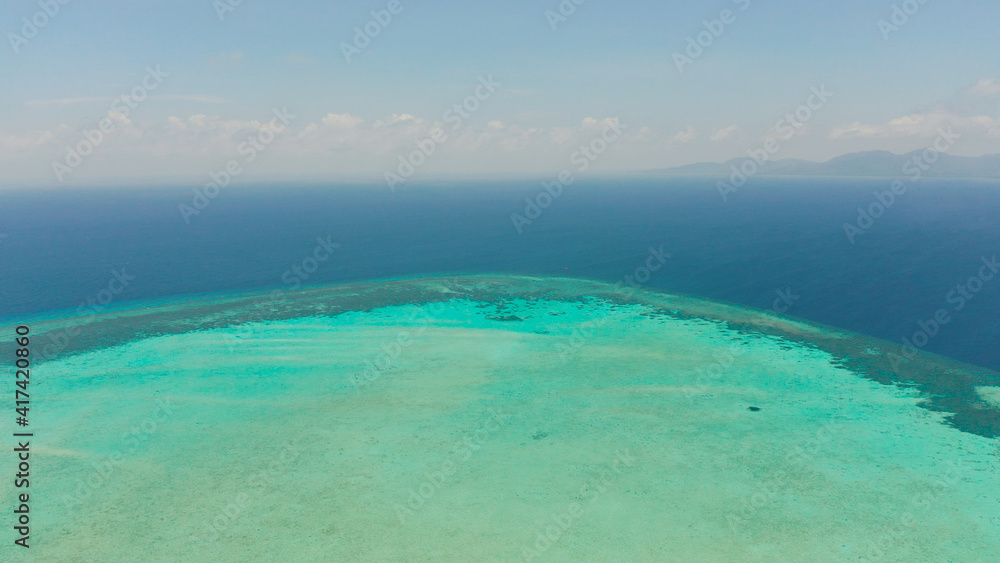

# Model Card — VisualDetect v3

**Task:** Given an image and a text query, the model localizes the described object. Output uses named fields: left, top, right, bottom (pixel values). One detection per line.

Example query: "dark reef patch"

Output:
left=4, top=273, right=997, bottom=438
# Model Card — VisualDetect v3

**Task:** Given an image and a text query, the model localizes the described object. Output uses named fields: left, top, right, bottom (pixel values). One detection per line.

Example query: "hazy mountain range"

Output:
left=650, top=150, right=1000, bottom=179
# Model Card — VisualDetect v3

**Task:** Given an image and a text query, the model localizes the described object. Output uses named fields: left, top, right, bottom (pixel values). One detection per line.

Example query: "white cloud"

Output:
left=832, top=78, right=1000, bottom=140
left=319, top=113, right=364, bottom=128
left=385, top=113, right=422, bottom=125
left=829, top=121, right=890, bottom=139
left=964, top=77, right=1000, bottom=97
left=671, top=126, right=696, bottom=144
left=581, top=116, right=623, bottom=130
left=710, top=124, right=740, bottom=141
left=208, top=51, right=245, bottom=68
left=1, top=128, right=62, bottom=151
left=0, top=109, right=651, bottom=180
left=830, top=110, right=1000, bottom=139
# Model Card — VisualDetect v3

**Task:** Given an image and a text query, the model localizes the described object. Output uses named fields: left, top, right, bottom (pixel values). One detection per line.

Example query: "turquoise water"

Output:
left=2, top=275, right=998, bottom=561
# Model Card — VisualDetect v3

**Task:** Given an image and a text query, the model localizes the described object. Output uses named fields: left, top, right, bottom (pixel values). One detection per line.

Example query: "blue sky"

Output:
left=1, top=0, right=998, bottom=185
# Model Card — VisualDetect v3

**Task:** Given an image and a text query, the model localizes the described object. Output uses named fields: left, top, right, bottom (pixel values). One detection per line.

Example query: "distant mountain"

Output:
left=650, top=150, right=1000, bottom=179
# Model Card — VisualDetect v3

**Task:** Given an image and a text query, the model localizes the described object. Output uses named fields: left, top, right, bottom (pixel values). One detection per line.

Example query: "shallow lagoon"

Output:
left=2, top=275, right=998, bottom=561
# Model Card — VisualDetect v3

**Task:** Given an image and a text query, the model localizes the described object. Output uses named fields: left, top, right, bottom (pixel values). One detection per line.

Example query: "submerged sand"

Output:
left=1, top=275, right=998, bottom=561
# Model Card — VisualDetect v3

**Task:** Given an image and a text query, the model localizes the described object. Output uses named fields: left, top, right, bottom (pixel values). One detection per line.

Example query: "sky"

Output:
left=1, top=0, right=998, bottom=186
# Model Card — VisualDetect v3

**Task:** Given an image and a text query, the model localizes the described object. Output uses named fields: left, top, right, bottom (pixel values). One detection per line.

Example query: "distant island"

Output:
left=649, top=150, right=1000, bottom=179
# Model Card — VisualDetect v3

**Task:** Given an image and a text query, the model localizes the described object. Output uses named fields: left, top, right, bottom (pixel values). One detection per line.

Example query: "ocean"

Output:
left=3, top=176, right=1000, bottom=561
left=1, top=176, right=998, bottom=371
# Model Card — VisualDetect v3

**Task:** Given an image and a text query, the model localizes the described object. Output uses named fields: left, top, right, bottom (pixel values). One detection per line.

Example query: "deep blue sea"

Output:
left=1, top=176, right=998, bottom=371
